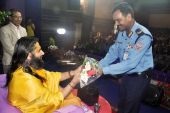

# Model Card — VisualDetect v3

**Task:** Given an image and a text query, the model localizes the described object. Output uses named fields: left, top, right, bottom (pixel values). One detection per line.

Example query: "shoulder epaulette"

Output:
left=135, top=28, right=144, bottom=37
left=135, top=28, right=153, bottom=48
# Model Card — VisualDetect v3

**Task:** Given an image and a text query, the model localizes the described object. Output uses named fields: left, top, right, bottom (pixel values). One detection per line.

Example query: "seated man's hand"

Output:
left=71, top=66, right=82, bottom=85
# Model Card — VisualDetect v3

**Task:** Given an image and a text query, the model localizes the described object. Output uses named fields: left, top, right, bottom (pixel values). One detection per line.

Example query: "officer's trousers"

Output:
left=117, top=74, right=151, bottom=113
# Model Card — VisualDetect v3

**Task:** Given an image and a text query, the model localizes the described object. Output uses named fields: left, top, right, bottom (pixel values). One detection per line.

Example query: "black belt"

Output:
left=127, top=68, right=153, bottom=78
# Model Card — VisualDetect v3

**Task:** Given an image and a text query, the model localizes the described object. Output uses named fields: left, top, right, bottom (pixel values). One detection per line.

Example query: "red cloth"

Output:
left=89, top=96, right=112, bottom=113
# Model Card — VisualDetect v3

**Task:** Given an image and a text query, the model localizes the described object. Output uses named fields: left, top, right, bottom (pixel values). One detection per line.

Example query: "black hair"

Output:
left=9, top=8, right=21, bottom=16
left=5, top=37, right=44, bottom=87
left=112, top=2, right=134, bottom=18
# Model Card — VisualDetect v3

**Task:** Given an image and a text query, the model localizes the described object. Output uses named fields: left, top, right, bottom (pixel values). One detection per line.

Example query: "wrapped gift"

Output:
left=80, top=57, right=100, bottom=88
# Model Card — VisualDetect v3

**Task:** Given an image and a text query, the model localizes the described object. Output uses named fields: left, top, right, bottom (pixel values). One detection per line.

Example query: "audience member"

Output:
left=0, top=9, right=27, bottom=73
left=26, top=18, right=35, bottom=36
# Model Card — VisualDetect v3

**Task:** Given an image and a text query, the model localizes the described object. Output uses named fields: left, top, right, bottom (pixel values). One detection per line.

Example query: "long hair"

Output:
left=5, top=37, right=44, bottom=87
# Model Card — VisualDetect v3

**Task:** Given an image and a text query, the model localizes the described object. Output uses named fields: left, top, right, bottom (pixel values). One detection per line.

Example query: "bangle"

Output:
left=68, top=83, right=74, bottom=88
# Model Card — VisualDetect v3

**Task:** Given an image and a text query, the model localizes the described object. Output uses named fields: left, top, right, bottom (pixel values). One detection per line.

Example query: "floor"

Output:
left=94, top=76, right=170, bottom=113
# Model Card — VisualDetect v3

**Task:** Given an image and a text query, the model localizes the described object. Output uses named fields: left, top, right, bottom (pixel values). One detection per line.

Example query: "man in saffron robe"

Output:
left=6, top=37, right=82, bottom=113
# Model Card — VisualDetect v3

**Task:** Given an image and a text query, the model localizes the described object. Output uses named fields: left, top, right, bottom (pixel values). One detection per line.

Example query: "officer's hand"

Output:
left=95, top=68, right=103, bottom=76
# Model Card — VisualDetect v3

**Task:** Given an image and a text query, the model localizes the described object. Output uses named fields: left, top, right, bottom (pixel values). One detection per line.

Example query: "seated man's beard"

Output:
left=30, top=55, right=44, bottom=70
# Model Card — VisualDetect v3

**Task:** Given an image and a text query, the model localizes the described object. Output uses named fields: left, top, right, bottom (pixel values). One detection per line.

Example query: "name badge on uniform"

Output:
left=123, top=51, right=128, bottom=60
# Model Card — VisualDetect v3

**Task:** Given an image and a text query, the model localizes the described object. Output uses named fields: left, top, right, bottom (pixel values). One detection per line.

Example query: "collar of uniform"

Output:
left=122, top=21, right=138, bottom=38
left=131, top=21, right=139, bottom=34
left=9, top=22, right=21, bottom=29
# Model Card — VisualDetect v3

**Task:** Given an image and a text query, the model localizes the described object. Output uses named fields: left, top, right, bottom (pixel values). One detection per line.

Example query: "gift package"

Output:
left=80, top=57, right=101, bottom=88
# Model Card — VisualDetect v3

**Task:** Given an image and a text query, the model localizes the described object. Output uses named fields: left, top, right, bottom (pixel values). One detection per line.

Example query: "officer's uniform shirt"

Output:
left=99, top=22, right=154, bottom=75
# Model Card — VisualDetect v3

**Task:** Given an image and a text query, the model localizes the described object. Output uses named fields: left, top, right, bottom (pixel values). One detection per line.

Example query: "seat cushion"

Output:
left=0, top=74, right=22, bottom=113
left=53, top=105, right=84, bottom=113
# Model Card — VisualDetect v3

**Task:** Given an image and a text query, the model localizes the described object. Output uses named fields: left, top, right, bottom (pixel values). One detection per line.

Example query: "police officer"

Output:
left=96, top=2, right=154, bottom=113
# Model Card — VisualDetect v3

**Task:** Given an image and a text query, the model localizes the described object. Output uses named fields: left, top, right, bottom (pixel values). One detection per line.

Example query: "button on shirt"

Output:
left=10, top=22, right=22, bottom=39
left=99, top=22, right=154, bottom=75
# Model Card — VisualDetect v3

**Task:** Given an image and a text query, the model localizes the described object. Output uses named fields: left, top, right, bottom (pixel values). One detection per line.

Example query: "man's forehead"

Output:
left=34, top=42, right=41, bottom=50
left=13, top=11, right=21, bottom=16
left=113, top=10, right=122, bottom=19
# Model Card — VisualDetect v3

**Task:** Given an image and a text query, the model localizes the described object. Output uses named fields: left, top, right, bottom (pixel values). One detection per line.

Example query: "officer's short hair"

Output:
left=112, top=2, right=134, bottom=18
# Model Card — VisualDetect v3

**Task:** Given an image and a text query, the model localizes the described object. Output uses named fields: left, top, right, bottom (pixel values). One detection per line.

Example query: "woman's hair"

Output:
left=5, top=37, right=44, bottom=87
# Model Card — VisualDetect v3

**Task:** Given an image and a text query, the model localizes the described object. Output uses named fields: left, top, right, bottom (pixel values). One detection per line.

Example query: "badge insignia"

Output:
left=135, top=42, right=143, bottom=51
left=123, top=51, right=128, bottom=60
left=127, top=44, right=132, bottom=49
